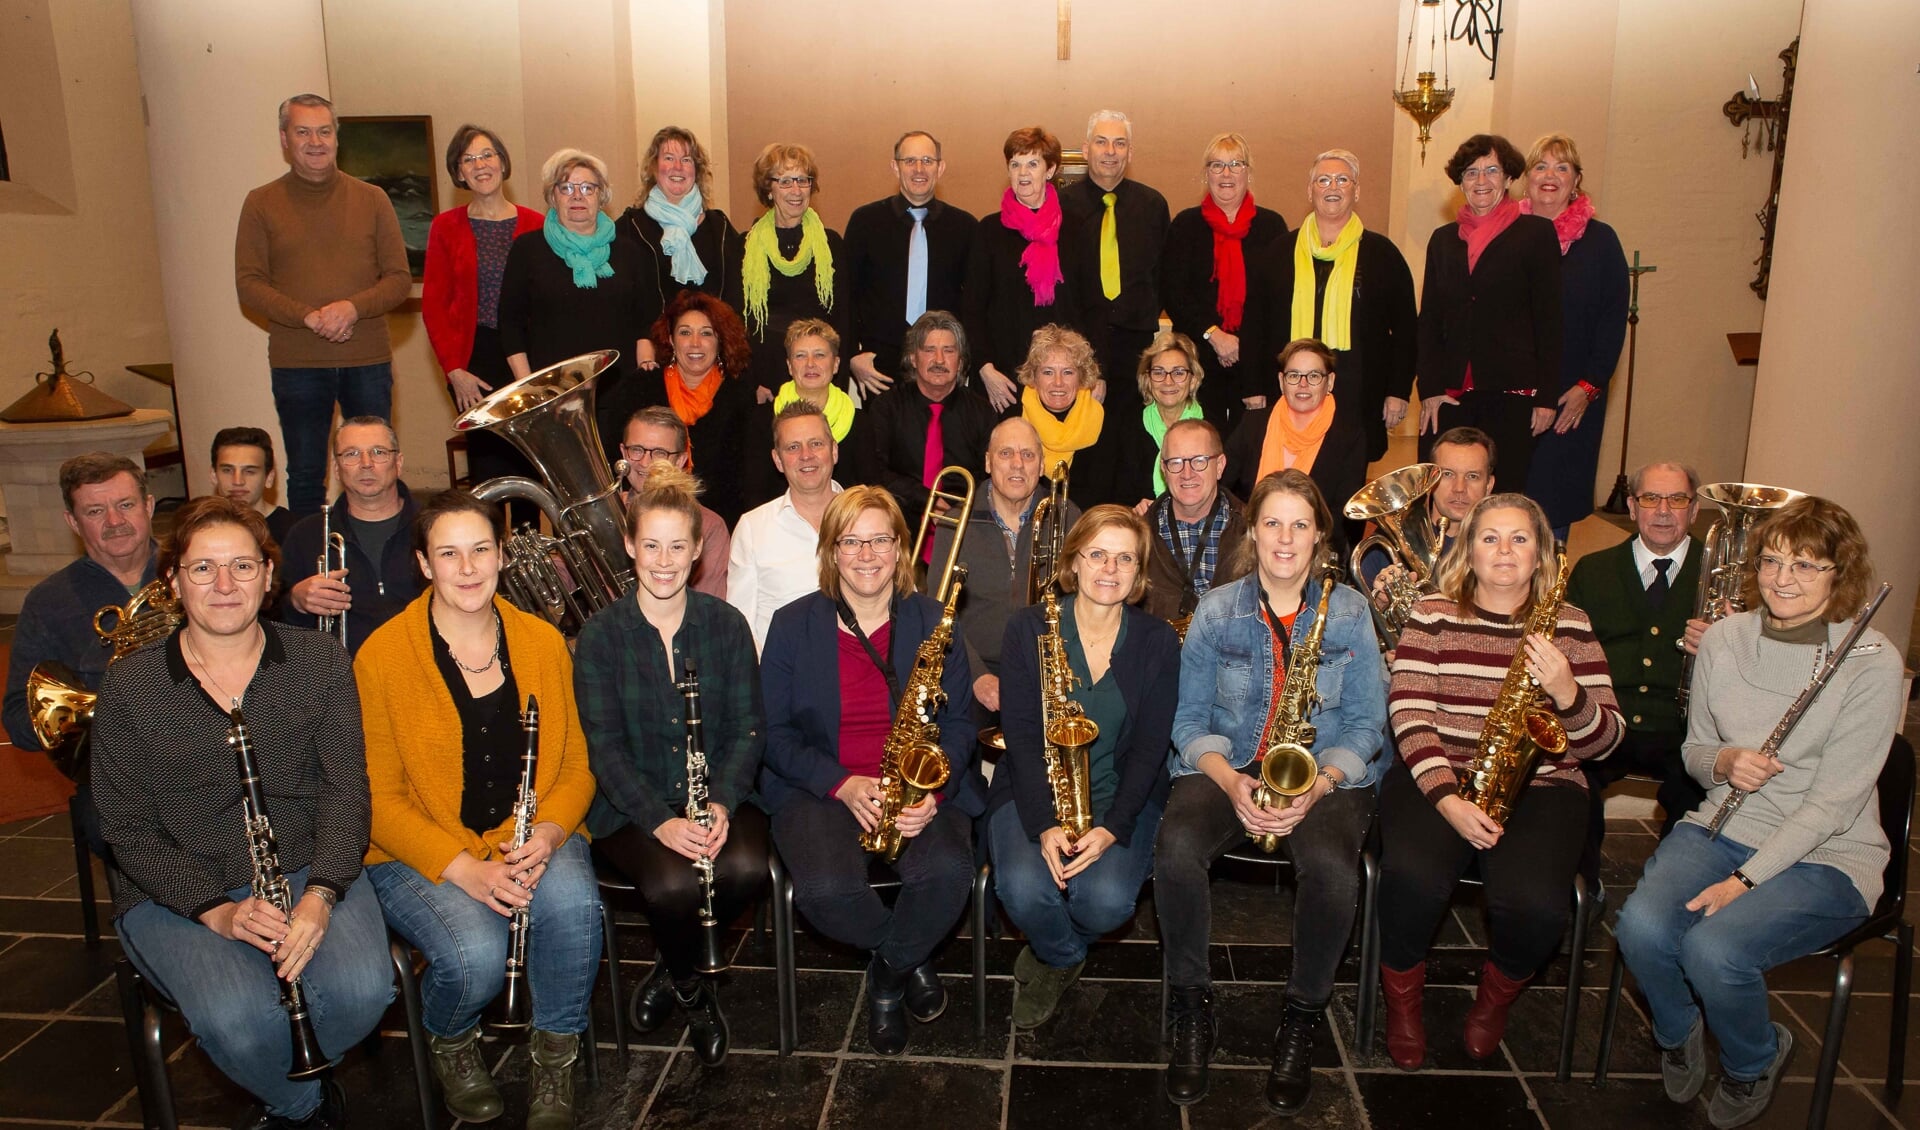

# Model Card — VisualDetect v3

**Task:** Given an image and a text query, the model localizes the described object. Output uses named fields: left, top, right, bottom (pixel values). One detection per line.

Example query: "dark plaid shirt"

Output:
left=573, top=591, right=765, bottom=838
left=1154, top=494, right=1231, bottom=597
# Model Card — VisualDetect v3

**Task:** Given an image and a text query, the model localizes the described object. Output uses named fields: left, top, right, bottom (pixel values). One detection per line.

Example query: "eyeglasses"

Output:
left=555, top=181, right=601, bottom=197
left=1312, top=173, right=1355, bottom=189
left=182, top=558, right=264, bottom=585
left=894, top=155, right=939, bottom=169
left=771, top=175, right=814, bottom=189
left=1633, top=492, right=1695, bottom=510
left=1756, top=554, right=1837, bottom=582
left=835, top=534, right=898, bottom=556
left=1079, top=548, right=1140, bottom=571
left=1161, top=454, right=1218, bottom=474
left=1281, top=369, right=1329, bottom=386
left=335, top=446, right=397, bottom=465
left=459, top=149, right=499, bottom=167
left=1148, top=366, right=1192, bottom=382
left=622, top=444, right=684, bottom=465
left=1206, top=160, right=1249, bottom=174
left=1459, top=165, right=1506, bottom=182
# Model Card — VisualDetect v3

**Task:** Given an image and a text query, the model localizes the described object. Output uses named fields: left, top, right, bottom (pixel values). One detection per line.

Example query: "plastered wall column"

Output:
left=1744, top=0, right=1920, bottom=655
left=131, top=0, right=331, bottom=496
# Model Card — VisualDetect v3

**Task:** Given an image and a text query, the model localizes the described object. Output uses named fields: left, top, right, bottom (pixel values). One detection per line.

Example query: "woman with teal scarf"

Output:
left=498, top=148, right=662, bottom=458
left=739, top=143, right=851, bottom=400
left=617, top=126, right=744, bottom=315
left=1099, top=330, right=1209, bottom=512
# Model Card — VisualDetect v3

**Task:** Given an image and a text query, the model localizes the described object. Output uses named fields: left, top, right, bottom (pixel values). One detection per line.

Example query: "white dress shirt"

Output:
left=727, top=483, right=842, bottom=651
left=1631, top=535, right=1691, bottom=590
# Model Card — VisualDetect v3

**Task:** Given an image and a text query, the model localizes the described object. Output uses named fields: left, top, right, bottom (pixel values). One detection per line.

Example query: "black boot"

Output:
left=676, top=977, right=730, bottom=1067
left=903, top=960, right=948, bottom=1023
left=629, top=962, right=677, bottom=1033
left=1165, top=985, right=1217, bottom=1106
left=1265, top=1001, right=1321, bottom=1116
left=867, top=953, right=911, bottom=1057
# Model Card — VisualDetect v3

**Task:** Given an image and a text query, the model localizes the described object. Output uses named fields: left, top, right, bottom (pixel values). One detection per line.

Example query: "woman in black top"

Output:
left=628, top=292, right=760, bottom=526
left=616, top=126, right=745, bottom=316
left=740, top=143, right=852, bottom=398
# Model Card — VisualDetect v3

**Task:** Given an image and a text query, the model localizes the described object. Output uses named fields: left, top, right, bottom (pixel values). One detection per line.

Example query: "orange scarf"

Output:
left=664, top=364, right=722, bottom=425
left=1257, top=398, right=1336, bottom=480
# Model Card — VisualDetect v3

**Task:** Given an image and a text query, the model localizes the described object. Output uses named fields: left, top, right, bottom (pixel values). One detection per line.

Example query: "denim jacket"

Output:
left=1170, top=571, right=1388, bottom=788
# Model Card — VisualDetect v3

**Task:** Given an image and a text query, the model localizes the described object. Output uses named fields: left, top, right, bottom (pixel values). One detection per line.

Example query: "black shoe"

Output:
left=867, top=954, right=910, bottom=1056
left=1165, top=985, right=1217, bottom=1106
left=629, top=962, right=677, bottom=1033
left=676, top=978, right=730, bottom=1067
left=235, top=1080, right=346, bottom=1130
left=1265, top=1002, right=1320, bottom=1116
left=904, top=960, right=948, bottom=1023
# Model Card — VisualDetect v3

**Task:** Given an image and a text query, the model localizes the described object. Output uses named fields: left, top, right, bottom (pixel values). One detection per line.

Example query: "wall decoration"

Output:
left=337, top=115, right=438, bottom=279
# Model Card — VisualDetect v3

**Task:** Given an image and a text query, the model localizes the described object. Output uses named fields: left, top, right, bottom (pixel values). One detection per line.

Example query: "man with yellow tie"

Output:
left=1061, top=110, right=1171, bottom=421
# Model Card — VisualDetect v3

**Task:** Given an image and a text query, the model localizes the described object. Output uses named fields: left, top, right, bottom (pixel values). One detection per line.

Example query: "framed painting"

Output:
left=337, top=115, right=438, bottom=279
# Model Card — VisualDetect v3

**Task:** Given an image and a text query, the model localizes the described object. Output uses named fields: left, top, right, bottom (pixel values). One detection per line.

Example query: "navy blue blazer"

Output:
left=758, top=590, right=987, bottom=816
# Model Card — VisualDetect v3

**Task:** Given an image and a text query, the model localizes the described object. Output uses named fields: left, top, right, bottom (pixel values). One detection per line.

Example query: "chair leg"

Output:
left=117, top=960, right=176, bottom=1130
left=972, top=864, right=990, bottom=1039
left=1888, top=921, right=1912, bottom=1102
left=388, top=941, right=438, bottom=1130
left=71, top=796, right=100, bottom=947
left=1592, top=943, right=1627, bottom=1085
left=1559, top=877, right=1591, bottom=1082
left=600, top=899, right=628, bottom=1061
left=1809, top=954, right=1855, bottom=1130
left=584, top=1012, right=600, bottom=1085
left=1356, top=851, right=1380, bottom=1052
left=771, top=853, right=797, bottom=1056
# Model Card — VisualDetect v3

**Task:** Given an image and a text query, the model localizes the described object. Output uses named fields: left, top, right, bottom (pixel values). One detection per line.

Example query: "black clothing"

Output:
left=1416, top=214, right=1563, bottom=404
left=865, top=382, right=996, bottom=519
left=3, top=546, right=156, bottom=754
left=742, top=223, right=852, bottom=396
left=844, top=195, right=977, bottom=379
left=594, top=805, right=772, bottom=979
left=425, top=611, right=522, bottom=836
left=1420, top=392, right=1547, bottom=498
left=962, top=214, right=1088, bottom=397
left=615, top=205, right=746, bottom=314
left=1160, top=203, right=1290, bottom=431
left=1221, top=399, right=1369, bottom=555
left=278, top=484, right=427, bottom=655
left=630, top=371, right=760, bottom=526
left=264, top=506, right=296, bottom=549
left=1060, top=178, right=1171, bottom=416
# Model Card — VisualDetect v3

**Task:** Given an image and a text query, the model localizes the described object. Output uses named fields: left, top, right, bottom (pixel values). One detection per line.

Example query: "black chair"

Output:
left=1592, top=734, right=1914, bottom=1129
left=70, top=794, right=102, bottom=946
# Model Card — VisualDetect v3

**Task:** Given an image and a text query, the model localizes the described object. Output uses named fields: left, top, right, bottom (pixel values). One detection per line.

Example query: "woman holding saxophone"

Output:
left=759, top=485, right=986, bottom=1057
left=356, top=490, right=600, bottom=1128
left=1378, top=492, right=1620, bottom=1071
left=990, top=505, right=1179, bottom=1031
left=1159, top=470, right=1386, bottom=1113
left=1615, top=497, right=1898, bottom=1129
left=575, top=463, right=767, bottom=1068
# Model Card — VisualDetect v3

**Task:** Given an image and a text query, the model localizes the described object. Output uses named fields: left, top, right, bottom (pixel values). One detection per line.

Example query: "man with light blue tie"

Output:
left=844, top=131, right=977, bottom=400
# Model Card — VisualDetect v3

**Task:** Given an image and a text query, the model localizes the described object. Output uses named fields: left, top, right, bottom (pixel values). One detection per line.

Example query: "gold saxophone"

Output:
left=1037, top=587, right=1099, bottom=842
left=1248, top=565, right=1338, bottom=852
left=1459, top=554, right=1572, bottom=825
left=861, top=566, right=966, bottom=863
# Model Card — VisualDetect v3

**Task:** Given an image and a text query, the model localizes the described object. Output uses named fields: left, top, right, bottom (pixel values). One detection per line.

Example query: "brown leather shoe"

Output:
left=1380, top=962, right=1427, bottom=1070
left=1462, top=961, right=1532, bottom=1060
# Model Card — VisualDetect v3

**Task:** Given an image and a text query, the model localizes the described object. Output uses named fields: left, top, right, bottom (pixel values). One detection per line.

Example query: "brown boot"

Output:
left=1380, top=962, right=1427, bottom=1070
left=526, top=1030, right=579, bottom=1130
left=1462, top=961, right=1532, bottom=1060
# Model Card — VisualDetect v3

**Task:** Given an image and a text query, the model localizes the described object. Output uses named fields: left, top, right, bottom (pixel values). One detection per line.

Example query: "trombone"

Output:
left=1026, top=460, right=1071, bottom=605
left=910, top=466, right=977, bottom=604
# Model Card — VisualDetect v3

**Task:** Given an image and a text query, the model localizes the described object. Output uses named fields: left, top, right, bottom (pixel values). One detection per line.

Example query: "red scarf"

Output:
left=1457, top=197, right=1520, bottom=272
left=1201, top=192, right=1256, bottom=331
left=999, top=183, right=1064, bottom=306
left=1519, top=194, right=1595, bottom=255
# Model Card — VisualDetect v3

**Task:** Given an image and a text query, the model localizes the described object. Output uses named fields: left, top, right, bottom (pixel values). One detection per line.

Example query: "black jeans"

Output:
left=595, top=804, right=772, bottom=980
left=1154, top=773, right=1375, bottom=1006
left=1420, top=391, right=1541, bottom=499
left=1377, top=759, right=1587, bottom=979
left=1579, top=728, right=1705, bottom=884
left=770, top=793, right=974, bottom=969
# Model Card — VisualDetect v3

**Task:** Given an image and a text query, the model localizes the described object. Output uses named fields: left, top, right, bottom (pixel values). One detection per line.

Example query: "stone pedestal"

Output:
left=0, top=409, right=171, bottom=613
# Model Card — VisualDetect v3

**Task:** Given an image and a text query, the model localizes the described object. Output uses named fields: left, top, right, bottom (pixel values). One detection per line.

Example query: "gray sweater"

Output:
left=1681, top=611, right=1901, bottom=907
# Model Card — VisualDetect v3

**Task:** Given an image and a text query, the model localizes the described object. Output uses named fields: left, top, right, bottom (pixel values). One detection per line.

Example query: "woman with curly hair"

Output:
left=617, top=125, right=744, bottom=313
left=740, top=143, right=851, bottom=398
left=629, top=291, right=759, bottom=525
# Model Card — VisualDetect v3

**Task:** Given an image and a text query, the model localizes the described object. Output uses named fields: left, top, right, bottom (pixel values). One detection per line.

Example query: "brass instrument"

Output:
left=457, top=350, right=636, bottom=633
left=94, top=579, right=185, bottom=663
left=1677, top=482, right=1805, bottom=711
left=1026, top=460, right=1071, bottom=605
left=910, top=466, right=977, bottom=603
left=1459, top=554, right=1572, bottom=825
left=1707, top=583, right=1890, bottom=838
left=496, top=696, right=538, bottom=1032
left=28, top=579, right=182, bottom=775
left=231, top=708, right=329, bottom=1081
left=1345, top=464, right=1449, bottom=648
left=1248, top=565, right=1338, bottom=852
left=1036, top=586, right=1099, bottom=842
left=862, top=567, right=966, bottom=862
left=313, top=505, right=348, bottom=645
left=679, top=662, right=728, bottom=973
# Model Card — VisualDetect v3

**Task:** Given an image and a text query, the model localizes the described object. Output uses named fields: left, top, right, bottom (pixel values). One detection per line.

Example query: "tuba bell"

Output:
left=1345, top=464, right=1449, bottom=648
left=1676, top=482, right=1804, bottom=711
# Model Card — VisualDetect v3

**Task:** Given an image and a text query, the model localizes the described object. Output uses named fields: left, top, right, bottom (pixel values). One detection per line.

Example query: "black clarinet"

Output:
left=679, top=663, right=728, bottom=973
left=231, top=708, right=329, bottom=1081
left=496, top=696, right=539, bottom=1031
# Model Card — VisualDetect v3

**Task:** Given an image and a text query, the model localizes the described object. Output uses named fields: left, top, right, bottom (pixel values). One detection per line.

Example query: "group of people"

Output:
left=0, top=93, right=1899, bottom=1130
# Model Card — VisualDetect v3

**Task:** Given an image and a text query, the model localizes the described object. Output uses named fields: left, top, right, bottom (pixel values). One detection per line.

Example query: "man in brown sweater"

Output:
left=235, top=93, right=410, bottom=517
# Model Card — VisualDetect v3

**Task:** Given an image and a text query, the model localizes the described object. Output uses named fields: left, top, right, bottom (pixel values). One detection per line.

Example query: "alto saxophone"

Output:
left=495, top=696, right=538, bottom=1032
left=861, top=567, right=966, bottom=863
left=1248, top=565, right=1338, bottom=852
left=1459, top=555, right=1572, bottom=825
left=1037, top=587, right=1099, bottom=842
left=679, top=662, right=728, bottom=973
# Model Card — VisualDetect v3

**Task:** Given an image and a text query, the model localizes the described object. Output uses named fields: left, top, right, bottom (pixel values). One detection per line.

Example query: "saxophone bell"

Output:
left=862, top=565, right=966, bottom=863
left=1247, top=565, right=1338, bottom=852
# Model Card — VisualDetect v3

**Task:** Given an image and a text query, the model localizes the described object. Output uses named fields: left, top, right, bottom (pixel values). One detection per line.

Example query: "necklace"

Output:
left=183, top=628, right=262, bottom=709
left=448, top=611, right=503, bottom=674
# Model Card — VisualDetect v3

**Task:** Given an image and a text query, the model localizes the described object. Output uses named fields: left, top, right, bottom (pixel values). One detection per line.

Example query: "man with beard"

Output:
left=865, top=310, right=995, bottom=523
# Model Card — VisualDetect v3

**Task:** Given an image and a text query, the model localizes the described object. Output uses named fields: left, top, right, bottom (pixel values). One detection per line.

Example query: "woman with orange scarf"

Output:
left=634, top=291, right=757, bottom=524
left=1223, top=338, right=1367, bottom=552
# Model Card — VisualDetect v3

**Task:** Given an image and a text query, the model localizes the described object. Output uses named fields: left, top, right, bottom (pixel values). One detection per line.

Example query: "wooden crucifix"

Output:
left=1058, top=0, right=1071, bottom=60
left=1723, top=38, right=1797, bottom=298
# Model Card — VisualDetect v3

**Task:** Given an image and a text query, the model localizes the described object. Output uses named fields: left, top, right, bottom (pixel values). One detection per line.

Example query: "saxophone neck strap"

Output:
left=1154, top=492, right=1223, bottom=615
left=836, top=597, right=902, bottom=706
left=1257, top=584, right=1302, bottom=667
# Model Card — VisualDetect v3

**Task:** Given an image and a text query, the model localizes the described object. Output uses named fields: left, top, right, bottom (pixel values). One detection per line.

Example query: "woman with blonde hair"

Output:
left=617, top=125, right=744, bottom=312
left=740, top=143, right=851, bottom=398
left=1111, top=330, right=1207, bottom=509
left=1017, top=324, right=1110, bottom=507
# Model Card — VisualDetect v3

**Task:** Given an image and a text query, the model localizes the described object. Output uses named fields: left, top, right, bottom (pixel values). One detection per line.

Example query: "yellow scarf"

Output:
left=1291, top=213, right=1364, bottom=350
left=1257, top=397, right=1336, bottom=481
left=1022, top=387, right=1104, bottom=470
left=742, top=207, right=835, bottom=338
left=772, top=381, right=856, bottom=442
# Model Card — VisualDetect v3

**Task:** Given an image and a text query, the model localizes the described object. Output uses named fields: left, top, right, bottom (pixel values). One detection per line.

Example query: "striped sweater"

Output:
left=1390, top=595, right=1623, bottom=802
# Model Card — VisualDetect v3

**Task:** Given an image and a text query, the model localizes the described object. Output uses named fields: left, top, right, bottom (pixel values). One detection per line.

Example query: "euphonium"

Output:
left=1345, top=464, right=1449, bottom=648
left=862, top=567, right=966, bottom=862
left=1676, top=482, right=1804, bottom=711
left=1459, top=555, right=1572, bottom=825
left=1036, top=586, right=1098, bottom=842
left=1248, top=565, right=1338, bottom=852
left=679, top=662, right=728, bottom=973
left=495, top=696, right=538, bottom=1032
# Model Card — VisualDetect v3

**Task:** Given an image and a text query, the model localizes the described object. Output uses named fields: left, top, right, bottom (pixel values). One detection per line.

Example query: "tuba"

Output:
left=910, top=466, right=976, bottom=603
left=1248, top=565, right=1338, bottom=852
left=1459, top=554, right=1572, bottom=825
left=1345, top=464, right=1449, bottom=648
left=457, top=350, right=636, bottom=633
left=1036, top=586, right=1098, bottom=842
left=862, top=566, right=966, bottom=862
left=1676, top=482, right=1804, bottom=711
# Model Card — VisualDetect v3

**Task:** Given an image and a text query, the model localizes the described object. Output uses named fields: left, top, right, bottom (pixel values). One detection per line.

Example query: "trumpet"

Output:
left=1677, top=482, right=1804, bottom=711
left=314, top=504, right=349, bottom=646
left=1345, top=464, right=1449, bottom=649
left=910, top=466, right=977, bottom=603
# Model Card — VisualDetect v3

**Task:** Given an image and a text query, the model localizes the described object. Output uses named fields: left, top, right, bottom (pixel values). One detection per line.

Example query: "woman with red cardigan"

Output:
left=423, top=124, right=544, bottom=484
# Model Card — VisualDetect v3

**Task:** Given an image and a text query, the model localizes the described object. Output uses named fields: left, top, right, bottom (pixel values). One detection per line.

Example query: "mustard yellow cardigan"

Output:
left=356, top=593, right=595, bottom=879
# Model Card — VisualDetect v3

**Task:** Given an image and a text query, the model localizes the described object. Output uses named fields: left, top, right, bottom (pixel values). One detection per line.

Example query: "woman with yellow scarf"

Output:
left=1017, top=324, right=1111, bottom=509
left=1222, top=338, right=1368, bottom=554
left=739, top=143, right=851, bottom=400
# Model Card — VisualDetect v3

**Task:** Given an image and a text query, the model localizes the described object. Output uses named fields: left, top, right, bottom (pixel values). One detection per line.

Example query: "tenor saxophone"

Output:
left=679, top=662, right=729, bottom=973
left=1248, top=565, right=1338, bottom=852
left=861, top=567, right=967, bottom=863
left=1458, top=555, right=1572, bottom=826
left=1037, top=587, right=1099, bottom=842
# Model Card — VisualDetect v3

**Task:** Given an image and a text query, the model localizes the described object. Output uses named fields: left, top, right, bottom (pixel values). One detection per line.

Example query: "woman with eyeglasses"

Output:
left=758, top=486, right=986, bottom=1057
left=497, top=147, right=661, bottom=459
left=990, top=504, right=1177, bottom=1030
left=1161, top=133, right=1289, bottom=434
left=740, top=143, right=851, bottom=401
left=1223, top=338, right=1368, bottom=554
left=617, top=126, right=745, bottom=314
left=92, top=496, right=391, bottom=1130
left=1615, top=497, right=1898, bottom=1129
left=630, top=291, right=759, bottom=525
left=1108, top=331, right=1209, bottom=513
left=423, top=124, right=545, bottom=485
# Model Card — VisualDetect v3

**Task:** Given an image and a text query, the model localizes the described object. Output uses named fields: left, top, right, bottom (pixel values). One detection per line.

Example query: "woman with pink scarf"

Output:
left=964, top=126, right=1087, bottom=414
left=1518, top=134, right=1629, bottom=538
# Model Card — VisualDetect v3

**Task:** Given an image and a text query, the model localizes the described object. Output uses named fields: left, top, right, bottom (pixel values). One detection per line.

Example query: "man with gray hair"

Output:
left=865, top=310, right=995, bottom=521
left=1061, top=110, right=1170, bottom=416
left=236, top=92, right=411, bottom=518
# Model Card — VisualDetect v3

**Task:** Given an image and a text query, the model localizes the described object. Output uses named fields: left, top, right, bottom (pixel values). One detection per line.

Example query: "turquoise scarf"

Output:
left=1143, top=400, right=1205, bottom=495
left=543, top=210, right=616, bottom=289
left=643, top=186, right=708, bottom=286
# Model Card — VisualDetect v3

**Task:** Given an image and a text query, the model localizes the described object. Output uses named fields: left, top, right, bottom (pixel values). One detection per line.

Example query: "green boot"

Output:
left=427, top=1026, right=503, bottom=1123
left=1012, top=949, right=1084, bottom=1030
left=526, top=1030, right=579, bottom=1130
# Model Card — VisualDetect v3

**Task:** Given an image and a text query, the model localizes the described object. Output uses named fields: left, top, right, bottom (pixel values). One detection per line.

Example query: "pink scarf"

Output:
left=999, top=183, right=1064, bottom=306
left=1457, top=197, right=1520, bottom=272
left=1519, top=194, right=1595, bottom=255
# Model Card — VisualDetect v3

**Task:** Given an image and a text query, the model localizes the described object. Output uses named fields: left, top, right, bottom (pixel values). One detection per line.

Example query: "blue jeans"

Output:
left=988, top=798, right=1162, bottom=968
left=1616, top=823, right=1868, bottom=1080
left=270, top=363, right=393, bottom=515
left=367, top=833, right=602, bottom=1037
left=117, top=869, right=393, bottom=1121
